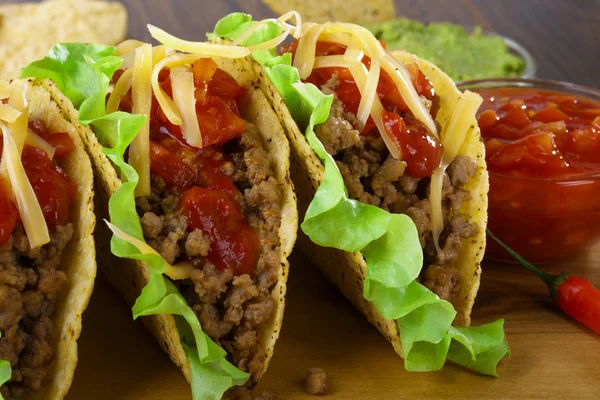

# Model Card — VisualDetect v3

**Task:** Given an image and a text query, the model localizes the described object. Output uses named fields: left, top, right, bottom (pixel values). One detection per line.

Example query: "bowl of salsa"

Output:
left=458, top=78, right=600, bottom=263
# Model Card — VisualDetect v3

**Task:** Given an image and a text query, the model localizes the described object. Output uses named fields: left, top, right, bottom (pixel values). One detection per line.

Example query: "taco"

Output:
left=211, top=12, right=510, bottom=375
left=21, top=31, right=297, bottom=399
left=0, top=79, right=96, bottom=399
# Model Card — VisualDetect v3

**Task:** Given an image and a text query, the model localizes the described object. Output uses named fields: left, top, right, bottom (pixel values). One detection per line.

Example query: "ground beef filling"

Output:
left=0, top=223, right=73, bottom=399
left=315, top=82, right=479, bottom=303
left=137, top=122, right=282, bottom=380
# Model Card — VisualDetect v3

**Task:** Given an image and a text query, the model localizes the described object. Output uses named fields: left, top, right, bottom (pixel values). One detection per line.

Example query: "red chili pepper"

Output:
left=488, top=229, right=600, bottom=335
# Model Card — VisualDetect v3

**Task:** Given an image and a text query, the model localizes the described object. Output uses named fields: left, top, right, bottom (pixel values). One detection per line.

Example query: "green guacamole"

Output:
left=365, top=18, right=526, bottom=82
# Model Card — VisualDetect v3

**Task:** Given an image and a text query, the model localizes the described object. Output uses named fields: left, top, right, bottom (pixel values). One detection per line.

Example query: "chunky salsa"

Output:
left=0, top=120, right=77, bottom=246
left=475, top=86, right=600, bottom=262
left=280, top=40, right=442, bottom=178
left=118, top=59, right=260, bottom=276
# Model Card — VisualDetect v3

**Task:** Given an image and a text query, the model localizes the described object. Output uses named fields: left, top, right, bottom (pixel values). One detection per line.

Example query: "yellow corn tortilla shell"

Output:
left=6, top=79, right=97, bottom=399
left=0, top=0, right=127, bottom=79
left=255, top=50, right=487, bottom=359
left=39, top=55, right=297, bottom=386
left=262, top=0, right=395, bottom=23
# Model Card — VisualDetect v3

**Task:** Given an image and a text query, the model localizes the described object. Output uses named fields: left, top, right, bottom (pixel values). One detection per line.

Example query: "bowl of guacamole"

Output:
left=365, top=18, right=535, bottom=83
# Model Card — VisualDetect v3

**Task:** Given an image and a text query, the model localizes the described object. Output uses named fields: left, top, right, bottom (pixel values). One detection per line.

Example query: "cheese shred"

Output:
left=430, top=91, right=483, bottom=251
left=107, top=68, right=133, bottom=114
left=105, top=220, right=192, bottom=280
left=0, top=85, right=50, bottom=248
left=171, top=66, right=202, bottom=148
left=130, top=43, right=153, bottom=197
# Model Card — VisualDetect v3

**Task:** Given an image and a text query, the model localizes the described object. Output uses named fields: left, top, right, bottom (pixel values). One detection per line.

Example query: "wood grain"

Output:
left=68, top=245, right=600, bottom=399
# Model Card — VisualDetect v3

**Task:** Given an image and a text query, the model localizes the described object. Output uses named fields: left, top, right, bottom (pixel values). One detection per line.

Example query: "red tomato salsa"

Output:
left=0, top=120, right=77, bottom=246
left=279, top=40, right=442, bottom=178
left=475, top=87, right=600, bottom=262
left=117, top=59, right=260, bottom=276
left=478, top=87, right=600, bottom=178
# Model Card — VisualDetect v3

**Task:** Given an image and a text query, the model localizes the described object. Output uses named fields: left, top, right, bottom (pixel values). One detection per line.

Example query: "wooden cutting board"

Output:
left=66, top=243, right=600, bottom=399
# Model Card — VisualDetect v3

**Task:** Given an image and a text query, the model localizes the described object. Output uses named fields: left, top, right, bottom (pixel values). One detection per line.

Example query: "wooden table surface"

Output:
left=28, top=0, right=596, bottom=398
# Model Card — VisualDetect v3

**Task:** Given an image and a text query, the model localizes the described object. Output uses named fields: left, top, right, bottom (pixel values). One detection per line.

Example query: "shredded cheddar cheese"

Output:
left=26, top=130, right=55, bottom=160
left=0, top=85, right=11, bottom=99
left=130, top=43, right=153, bottom=197
left=171, top=66, right=202, bottom=148
left=105, top=220, right=192, bottom=280
left=107, top=68, right=133, bottom=114
left=0, top=104, right=22, bottom=123
left=430, top=91, right=482, bottom=251
left=148, top=24, right=251, bottom=58
left=0, top=85, right=50, bottom=248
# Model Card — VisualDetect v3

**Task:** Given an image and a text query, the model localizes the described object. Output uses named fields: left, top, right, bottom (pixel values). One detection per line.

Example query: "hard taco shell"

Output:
left=253, top=51, right=487, bottom=358
left=6, top=79, right=96, bottom=399
left=36, top=55, right=297, bottom=386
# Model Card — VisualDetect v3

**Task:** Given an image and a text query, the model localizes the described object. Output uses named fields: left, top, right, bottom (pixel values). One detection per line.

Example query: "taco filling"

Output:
left=111, top=56, right=282, bottom=379
left=0, top=103, right=78, bottom=397
left=281, top=40, right=479, bottom=306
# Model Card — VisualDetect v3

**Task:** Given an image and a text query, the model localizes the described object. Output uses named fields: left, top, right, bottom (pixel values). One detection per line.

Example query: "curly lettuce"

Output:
left=21, top=43, right=249, bottom=400
left=212, top=13, right=509, bottom=376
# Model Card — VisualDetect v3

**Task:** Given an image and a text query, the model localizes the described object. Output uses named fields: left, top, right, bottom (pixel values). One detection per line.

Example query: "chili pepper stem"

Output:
left=486, top=229, right=569, bottom=299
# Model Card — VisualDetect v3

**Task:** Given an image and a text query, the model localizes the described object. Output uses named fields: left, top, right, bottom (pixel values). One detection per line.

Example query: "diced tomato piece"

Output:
left=382, top=112, right=442, bottom=178
left=28, top=119, right=49, bottom=137
left=207, top=69, right=244, bottom=100
left=488, top=132, right=570, bottom=175
left=532, top=105, right=570, bottom=123
left=524, top=121, right=567, bottom=136
left=0, top=179, right=17, bottom=245
left=477, top=109, right=499, bottom=131
left=405, top=62, right=434, bottom=100
left=149, top=140, right=196, bottom=189
left=501, top=107, right=531, bottom=129
left=278, top=40, right=299, bottom=58
left=43, top=132, right=76, bottom=158
left=484, top=138, right=506, bottom=155
left=27, top=168, right=77, bottom=228
left=378, top=71, right=409, bottom=114
left=192, top=58, right=218, bottom=86
left=196, top=96, right=246, bottom=147
left=564, top=127, right=600, bottom=163
left=21, top=145, right=53, bottom=171
left=179, top=187, right=259, bottom=276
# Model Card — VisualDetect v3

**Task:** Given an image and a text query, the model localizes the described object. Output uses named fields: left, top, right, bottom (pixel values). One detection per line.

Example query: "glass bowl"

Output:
left=458, top=78, right=600, bottom=263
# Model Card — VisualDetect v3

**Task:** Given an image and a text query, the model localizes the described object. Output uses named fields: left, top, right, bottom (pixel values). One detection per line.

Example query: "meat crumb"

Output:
left=305, top=368, right=328, bottom=395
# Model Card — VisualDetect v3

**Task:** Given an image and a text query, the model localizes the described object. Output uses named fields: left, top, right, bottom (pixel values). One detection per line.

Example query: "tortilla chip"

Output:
left=42, top=54, right=297, bottom=386
left=8, top=79, right=97, bottom=399
left=255, top=49, right=487, bottom=359
left=58, top=0, right=128, bottom=48
left=262, top=0, right=395, bottom=23
left=0, top=0, right=127, bottom=79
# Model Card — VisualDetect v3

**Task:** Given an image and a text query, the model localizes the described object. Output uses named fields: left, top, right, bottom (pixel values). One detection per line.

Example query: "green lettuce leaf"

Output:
left=21, top=43, right=249, bottom=400
left=211, top=14, right=509, bottom=376
left=0, top=331, right=11, bottom=400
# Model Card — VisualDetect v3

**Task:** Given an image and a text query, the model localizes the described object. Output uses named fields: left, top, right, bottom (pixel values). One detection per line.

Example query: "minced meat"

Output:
left=316, top=79, right=479, bottom=304
left=305, top=368, right=328, bottom=395
left=0, top=223, right=73, bottom=399
left=136, top=122, right=282, bottom=382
